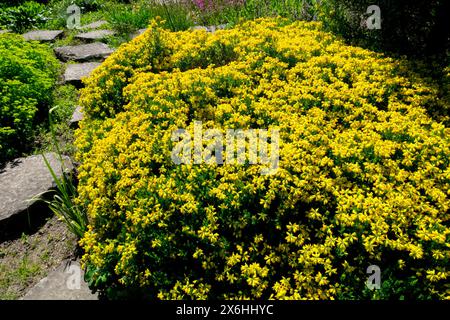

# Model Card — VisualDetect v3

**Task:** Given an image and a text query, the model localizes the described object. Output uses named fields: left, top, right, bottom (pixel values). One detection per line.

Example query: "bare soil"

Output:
left=0, top=214, right=77, bottom=299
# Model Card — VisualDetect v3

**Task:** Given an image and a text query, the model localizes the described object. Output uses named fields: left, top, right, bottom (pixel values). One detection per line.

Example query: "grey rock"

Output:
left=0, top=30, right=11, bottom=35
left=131, top=28, right=147, bottom=39
left=214, top=24, right=228, bottom=31
left=137, top=28, right=147, bottom=35
left=54, top=42, right=114, bottom=62
left=63, top=62, right=101, bottom=84
left=81, top=20, right=107, bottom=30
left=69, top=106, right=83, bottom=125
left=0, top=153, right=73, bottom=223
left=191, top=26, right=209, bottom=32
left=191, top=24, right=227, bottom=33
left=75, top=29, right=115, bottom=41
left=22, top=260, right=98, bottom=300
left=22, top=30, right=63, bottom=41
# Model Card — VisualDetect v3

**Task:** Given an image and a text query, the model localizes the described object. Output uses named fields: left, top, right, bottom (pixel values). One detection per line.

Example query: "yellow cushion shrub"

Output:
left=76, top=18, right=450, bottom=299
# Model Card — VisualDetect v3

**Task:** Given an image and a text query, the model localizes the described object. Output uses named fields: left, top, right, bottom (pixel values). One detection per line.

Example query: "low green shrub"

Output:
left=0, top=1, right=47, bottom=33
left=0, top=33, right=59, bottom=164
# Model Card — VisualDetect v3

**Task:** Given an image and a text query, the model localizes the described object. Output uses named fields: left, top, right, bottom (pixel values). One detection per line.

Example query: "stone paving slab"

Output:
left=75, top=29, right=115, bottom=41
left=191, top=24, right=227, bottom=33
left=81, top=20, right=107, bottom=30
left=22, top=260, right=98, bottom=300
left=131, top=28, right=148, bottom=39
left=69, top=106, right=83, bottom=125
left=63, top=62, right=101, bottom=84
left=0, top=153, right=73, bottom=224
left=22, top=30, right=64, bottom=41
left=54, top=42, right=114, bottom=62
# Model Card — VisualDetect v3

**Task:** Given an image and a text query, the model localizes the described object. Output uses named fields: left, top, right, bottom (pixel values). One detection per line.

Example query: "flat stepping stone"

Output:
left=54, top=42, right=114, bottom=62
left=75, top=30, right=115, bottom=41
left=22, top=260, right=97, bottom=300
left=191, top=26, right=209, bottom=32
left=0, top=153, right=73, bottom=229
left=0, top=30, right=11, bottom=35
left=131, top=28, right=147, bottom=39
left=22, top=30, right=63, bottom=41
left=63, top=62, right=101, bottom=85
left=191, top=24, right=227, bottom=33
left=69, top=106, right=83, bottom=125
left=81, top=20, right=107, bottom=30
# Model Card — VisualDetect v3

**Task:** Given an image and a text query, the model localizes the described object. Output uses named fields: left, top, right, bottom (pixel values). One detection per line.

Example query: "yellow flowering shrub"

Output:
left=76, top=18, right=450, bottom=300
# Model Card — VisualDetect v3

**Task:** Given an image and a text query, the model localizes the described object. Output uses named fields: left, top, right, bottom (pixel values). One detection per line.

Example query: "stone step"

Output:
left=191, top=24, right=227, bottom=33
left=69, top=106, right=84, bottom=126
left=63, top=62, right=101, bottom=86
left=75, top=30, right=115, bottom=42
left=131, top=28, right=147, bottom=39
left=22, top=30, right=64, bottom=41
left=0, top=153, right=73, bottom=238
left=54, top=42, right=114, bottom=62
left=22, top=260, right=98, bottom=300
left=81, top=20, right=107, bottom=30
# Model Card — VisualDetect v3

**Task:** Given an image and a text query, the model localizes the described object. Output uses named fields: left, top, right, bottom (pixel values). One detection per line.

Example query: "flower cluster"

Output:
left=76, top=18, right=450, bottom=300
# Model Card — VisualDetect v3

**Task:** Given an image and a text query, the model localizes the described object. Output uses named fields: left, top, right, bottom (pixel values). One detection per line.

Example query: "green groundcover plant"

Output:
left=0, top=33, right=59, bottom=164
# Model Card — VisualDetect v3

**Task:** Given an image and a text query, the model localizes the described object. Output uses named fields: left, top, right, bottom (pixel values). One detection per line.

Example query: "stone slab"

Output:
left=191, top=26, right=209, bottom=32
left=54, top=42, right=114, bottom=62
left=131, top=28, right=148, bottom=39
left=0, top=30, right=11, bottom=35
left=75, top=29, right=115, bottom=41
left=22, top=260, right=98, bottom=300
left=69, top=106, right=83, bottom=125
left=0, top=153, right=73, bottom=223
left=63, top=62, right=101, bottom=84
left=191, top=24, right=227, bottom=33
left=22, top=30, right=63, bottom=41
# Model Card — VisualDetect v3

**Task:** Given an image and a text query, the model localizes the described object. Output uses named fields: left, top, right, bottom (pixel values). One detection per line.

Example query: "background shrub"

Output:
left=318, top=0, right=450, bottom=56
left=0, top=33, right=59, bottom=164
left=0, top=1, right=47, bottom=33
left=76, top=19, right=449, bottom=300
left=185, top=0, right=320, bottom=26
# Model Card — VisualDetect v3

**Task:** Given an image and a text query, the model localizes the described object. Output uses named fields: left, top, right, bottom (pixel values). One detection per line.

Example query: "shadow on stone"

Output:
left=0, top=199, right=54, bottom=243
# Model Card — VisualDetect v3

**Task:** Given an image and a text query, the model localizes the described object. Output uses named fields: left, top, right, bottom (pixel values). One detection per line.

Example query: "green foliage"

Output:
left=36, top=107, right=88, bottom=239
left=318, top=0, right=450, bottom=56
left=0, top=1, right=47, bottom=33
left=187, top=0, right=321, bottom=26
left=51, top=84, right=79, bottom=123
left=44, top=0, right=104, bottom=29
left=0, top=0, right=49, bottom=7
left=0, top=33, right=59, bottom=164
left=106, top=1, right=194, bottom=37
